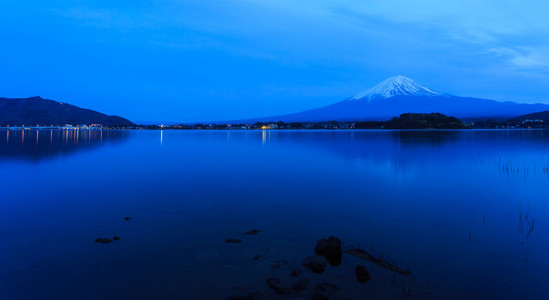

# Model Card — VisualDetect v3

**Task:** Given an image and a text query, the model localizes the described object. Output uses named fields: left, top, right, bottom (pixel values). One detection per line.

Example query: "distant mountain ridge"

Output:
left=0, top=97, right=134, bottom=127
left=232, top=76, right=549, bottom=123
left=510, top=110, right=549, bottom=121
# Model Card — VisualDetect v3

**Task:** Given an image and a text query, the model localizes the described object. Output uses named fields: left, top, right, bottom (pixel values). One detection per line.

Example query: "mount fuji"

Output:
left=245, top=76, right=549, bottom=122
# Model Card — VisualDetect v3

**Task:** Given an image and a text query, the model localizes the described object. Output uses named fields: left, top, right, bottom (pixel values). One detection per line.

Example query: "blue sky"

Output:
left=1, top=0, right=549, bottom=122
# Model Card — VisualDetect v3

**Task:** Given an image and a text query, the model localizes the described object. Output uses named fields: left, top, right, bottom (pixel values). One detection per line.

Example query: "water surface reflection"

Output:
left=0, top=130, right=130, bottom=161
left=0, top=130, right=548, bottom=299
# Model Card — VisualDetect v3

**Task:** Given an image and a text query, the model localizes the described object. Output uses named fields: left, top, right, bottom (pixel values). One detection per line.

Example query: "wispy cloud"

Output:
left=488, top=47, right=549, bottom=69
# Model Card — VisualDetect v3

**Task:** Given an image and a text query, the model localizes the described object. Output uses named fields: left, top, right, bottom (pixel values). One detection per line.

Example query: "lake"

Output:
left=0, top=129, right=548, bottom=299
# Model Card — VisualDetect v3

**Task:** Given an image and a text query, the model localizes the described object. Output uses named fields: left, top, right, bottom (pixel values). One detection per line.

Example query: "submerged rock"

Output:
left=313, top=282, right=339, bottom=300
left=290, top=268, right=303, bottom=277
left=113, top=236, right=121, bottom=241
left=124, top=217, right=131, bottom=221
left=266, top=278, right=292, bottom=296
left=269, top=260, right=288, bottom=270
left=225, top=239, right=242, bottom=244
left=244, top=229, right=261, bottom=235
left=258, top=258, right=288, bottom=271
left=346, top=248, right=411, bottom=276
left=314, top=236, right=342, bottom=266
left=355, top=265, right=371, bottom=283
left=301, top=256, right=328, bottom=274
left=95, top=238, right=112, bottom=244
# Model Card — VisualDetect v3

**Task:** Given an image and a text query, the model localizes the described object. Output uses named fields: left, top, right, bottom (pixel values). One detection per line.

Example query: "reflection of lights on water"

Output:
left=160, top=130, right=163, bottom=146
left=261, top=130, right=271, bottom=145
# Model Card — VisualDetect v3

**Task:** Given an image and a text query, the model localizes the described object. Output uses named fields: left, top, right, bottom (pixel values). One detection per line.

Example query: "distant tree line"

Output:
left=383, top=113, right=466, bottom=129
left=131, top=112, right=549, bottom=130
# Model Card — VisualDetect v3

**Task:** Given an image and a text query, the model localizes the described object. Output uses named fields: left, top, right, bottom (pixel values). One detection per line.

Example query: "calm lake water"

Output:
left=0, top=129, right=548, bottom=299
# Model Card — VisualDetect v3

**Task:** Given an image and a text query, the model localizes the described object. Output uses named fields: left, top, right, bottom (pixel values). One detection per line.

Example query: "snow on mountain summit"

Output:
left=350, top=75, right=444, bottom=101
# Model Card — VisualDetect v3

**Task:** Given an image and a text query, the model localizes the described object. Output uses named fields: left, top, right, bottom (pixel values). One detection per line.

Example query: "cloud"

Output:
left=488, top=47, right=549, bottom=70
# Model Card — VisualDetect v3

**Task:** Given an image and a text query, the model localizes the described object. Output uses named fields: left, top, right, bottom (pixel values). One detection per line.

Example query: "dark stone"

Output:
left=314, top=236, right=342, bottom=266
left=244, top=229, right=261, bottom=235
left=113, top=236, right=121, bottom=241
left=345, top=248, right=411, bottom=276
left=292, top=278, right=309, bottom=293
left=290, top=268, right=303, bottom=277
left=265, top=278, right=280, bottom=288
left=301, top=256, right=328, bottom=274
left=124, top=217, right=131, bottom=221
left=225, top=239, right=242, bottom=243
left=355, top=265, right=371, bottom=283
left=270, top=260, right=287, bottom=270
left=316, top=282, right=339, bottom=293
left=253, top=255, right=262, bottom=260
left=95, top=238, right=112, bottom=244
left=313, top=282, right=339, bottom=300
left=265, top=278, right=292, bottom=296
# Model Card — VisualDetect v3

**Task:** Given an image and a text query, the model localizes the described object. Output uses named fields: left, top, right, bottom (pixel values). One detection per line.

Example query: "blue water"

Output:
left=1, top=129, right=548, bottom=299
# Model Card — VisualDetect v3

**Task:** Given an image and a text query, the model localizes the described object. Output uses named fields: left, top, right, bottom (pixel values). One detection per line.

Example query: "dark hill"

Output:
left=0, top=97, right=134, bottom=127
left=510, top=110, right=549, bottom=121
left=380, top=112, right=466, bottom=129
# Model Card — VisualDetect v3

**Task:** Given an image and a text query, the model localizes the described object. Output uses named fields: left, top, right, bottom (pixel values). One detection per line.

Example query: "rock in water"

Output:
left=244, top=229, right=261, bottom=235
left=313, top=282, right=339, bottom=300
left=95, top=238, right=112, bottom=244
left=113, top=236, right=121, bottom=241
left=314, top=236, right=342, bottom=266
left=301, top=256, right=328, bottom=274
left=355, top=265, right=371, bottom=283
left=345, top=248, right=411, bottom=276
left=225, top=239, right=242, bottom=244
left=265, top=278, right=292, bottom=296
left=269, top=260, right=287, bottom=270
left=290, top=268, right=303, bottom=277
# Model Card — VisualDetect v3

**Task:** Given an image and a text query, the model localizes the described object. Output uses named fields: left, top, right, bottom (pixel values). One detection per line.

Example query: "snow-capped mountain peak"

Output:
left=349, top=75, right=444, bottom=101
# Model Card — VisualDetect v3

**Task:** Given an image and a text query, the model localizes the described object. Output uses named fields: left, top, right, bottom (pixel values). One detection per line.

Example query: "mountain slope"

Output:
left=510, top=110, right=549, bottom=121
left=240, top=76, right=549, bottom=122
left=0, top=97, right=134, bottom=126
left=348, top=75, right=445, bottom=101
